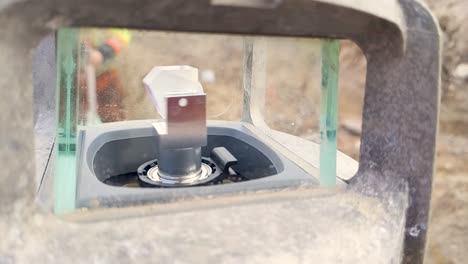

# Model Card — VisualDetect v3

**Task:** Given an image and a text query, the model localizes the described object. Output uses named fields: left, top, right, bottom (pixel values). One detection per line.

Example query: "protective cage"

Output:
left=1, top=0, right=440, bottom=263
left=45, top=27, right=352, bottom=214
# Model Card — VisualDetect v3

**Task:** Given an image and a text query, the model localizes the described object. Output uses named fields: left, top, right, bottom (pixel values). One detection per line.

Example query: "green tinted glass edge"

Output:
left=54, top=28, right=79, bottom=215
left=320, top=40, right=339, bottom=187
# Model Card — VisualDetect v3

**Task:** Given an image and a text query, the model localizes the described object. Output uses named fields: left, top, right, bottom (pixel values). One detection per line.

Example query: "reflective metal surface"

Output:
left=157, top=147, right=202, bottom=177
left=147, top=162, right=213, bottom=185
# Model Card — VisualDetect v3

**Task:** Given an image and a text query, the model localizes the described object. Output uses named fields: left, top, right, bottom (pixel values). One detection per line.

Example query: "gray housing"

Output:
left=76, top=120, right=340, bottom=208
left=0, top=0, right=440, bottom=263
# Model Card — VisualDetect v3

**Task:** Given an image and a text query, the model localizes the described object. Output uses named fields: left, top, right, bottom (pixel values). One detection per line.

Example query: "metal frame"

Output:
left=0, top=0, right=440, bottom=263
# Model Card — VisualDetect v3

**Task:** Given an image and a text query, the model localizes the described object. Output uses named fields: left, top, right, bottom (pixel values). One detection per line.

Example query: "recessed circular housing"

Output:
left=137, top=158, right=220, bottom=187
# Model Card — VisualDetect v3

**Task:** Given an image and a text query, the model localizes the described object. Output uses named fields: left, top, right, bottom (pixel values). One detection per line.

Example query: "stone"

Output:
left=453, top=63, right=468, bottom=79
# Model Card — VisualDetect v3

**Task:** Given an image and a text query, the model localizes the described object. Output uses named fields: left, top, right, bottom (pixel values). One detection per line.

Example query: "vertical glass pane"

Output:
left=246, top=38, right=339, bottom=186
left=320, top=40, right=339, bottom=187
left=55, top=28, right=79, bottom=214
left=262, top=38, right=321, bottom=138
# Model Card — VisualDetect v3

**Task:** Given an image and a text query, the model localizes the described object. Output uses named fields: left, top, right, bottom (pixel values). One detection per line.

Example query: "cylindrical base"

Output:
left=158, top=147, right=202, bottom=178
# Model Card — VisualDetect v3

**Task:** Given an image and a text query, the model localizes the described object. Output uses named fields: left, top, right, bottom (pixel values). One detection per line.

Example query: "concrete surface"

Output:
left=0, top=0, right=439, bottom=263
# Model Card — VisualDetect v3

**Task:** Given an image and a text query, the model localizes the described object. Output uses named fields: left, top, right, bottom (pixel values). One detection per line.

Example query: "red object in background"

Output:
left=80, top=68, right=125, bottom=123
left=96, top=69, right=125, bottom=122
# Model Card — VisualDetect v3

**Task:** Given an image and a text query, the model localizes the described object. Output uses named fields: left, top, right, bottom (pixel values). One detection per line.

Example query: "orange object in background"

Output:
left=95, top=69, right=124, bottom=122
left=79, top=29, right=130, bottom=123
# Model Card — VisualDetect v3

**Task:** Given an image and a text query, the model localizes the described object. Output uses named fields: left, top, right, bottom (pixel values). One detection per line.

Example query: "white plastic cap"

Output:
left=143, top=65, right=204, bottom=119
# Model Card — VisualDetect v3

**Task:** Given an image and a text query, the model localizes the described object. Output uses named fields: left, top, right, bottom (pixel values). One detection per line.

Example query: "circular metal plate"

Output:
left=137, top=158, right=220, bottom=187
left=147, top=163, right=213, bottom=184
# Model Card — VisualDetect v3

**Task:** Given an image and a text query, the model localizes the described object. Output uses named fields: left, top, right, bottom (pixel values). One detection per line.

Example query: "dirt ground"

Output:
left=82, top=0, right=467, bottom=261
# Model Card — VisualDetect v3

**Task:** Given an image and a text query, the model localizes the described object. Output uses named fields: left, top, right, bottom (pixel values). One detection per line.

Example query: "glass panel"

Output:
left=261, top=39, right=322, bottom=138
left=77, top=29, right=244, bottom=124
left=53, top=27, right=342, bottom=215
left=245, top=37, right=339, bottom=186
left=320, top=40, right=339, bottom=187
left=55, top=28, right=79, bottom=214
